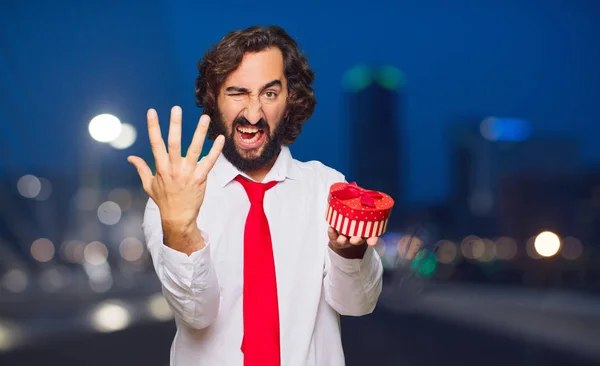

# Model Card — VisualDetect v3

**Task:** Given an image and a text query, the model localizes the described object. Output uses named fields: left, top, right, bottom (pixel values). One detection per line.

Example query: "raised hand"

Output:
left=128, top=106, right=224, bottom=239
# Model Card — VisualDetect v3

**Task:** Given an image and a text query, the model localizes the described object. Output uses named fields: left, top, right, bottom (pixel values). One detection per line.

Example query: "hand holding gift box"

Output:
left=326, top=182, right=394, bottom=248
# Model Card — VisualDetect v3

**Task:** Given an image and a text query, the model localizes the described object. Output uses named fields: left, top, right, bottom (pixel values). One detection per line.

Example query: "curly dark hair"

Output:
left=195, top=25, right=316, bottom=144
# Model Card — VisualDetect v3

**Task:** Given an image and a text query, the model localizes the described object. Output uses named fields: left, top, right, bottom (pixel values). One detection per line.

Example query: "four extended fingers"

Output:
left=149, top=107, right=221, bottom=174
left=147, top=107, right=224, bottom=179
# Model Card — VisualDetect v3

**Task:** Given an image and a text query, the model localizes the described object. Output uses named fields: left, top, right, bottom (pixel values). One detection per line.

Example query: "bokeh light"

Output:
left=494, top=237, right=518, bottom=260
left=34, top=177, right=53, bottom=201
left=90, top=301, right=131, bottom=333
left=376, top=65, right=405, bottom=90
left=147, top=293, right=173, bottom=322
left=119, top=237, right=144, bottom=262
left=1, top=269, right=28, bottom=293
left=89, top=114, right=122, bottom=143
left=60, top=240, right=87, bottom=263
left=461, top=235, right=485, bottom=260
left=435, top=240, right=458, bottom=264
left=97, top=201, right=122, bottom=225
left=108, top=189, right=133, bottom=211
left=343, top=64, right=372, bottom=91
left=84, top=241, right=109, bottom=265
left=397, top=235, right=424, bottom=260
left=30, top=238, right=55, bottom=262
left=17, top=175, right=41, bottom=198
left=0, top=321, right=20, bottom=352
left=109, top=123, right=137, bottom=149
left=411, top=249, right=437, bottom=278
left=477, top=239, right=496, bottom=263
left=534, top=231, right=561, bottom=257
left=560, top=236, right=583, bottom=260
left=480, top=116, right=532, bottom=142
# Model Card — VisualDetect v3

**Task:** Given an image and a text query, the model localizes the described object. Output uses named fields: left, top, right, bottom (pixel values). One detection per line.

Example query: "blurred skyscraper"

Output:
left=343, top=65, right=404, bottom=220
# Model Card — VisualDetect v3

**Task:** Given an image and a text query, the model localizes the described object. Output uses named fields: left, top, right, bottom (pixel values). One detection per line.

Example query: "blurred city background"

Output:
left=1, top=1, right=600, bottom=365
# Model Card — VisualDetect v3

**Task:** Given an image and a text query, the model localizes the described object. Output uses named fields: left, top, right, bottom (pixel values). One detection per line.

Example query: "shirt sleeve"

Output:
left=322, top=169, right=384, bottom=316
left=324, top=244, right=383, bottom=316
left=142, top=197, right=220, bottom=329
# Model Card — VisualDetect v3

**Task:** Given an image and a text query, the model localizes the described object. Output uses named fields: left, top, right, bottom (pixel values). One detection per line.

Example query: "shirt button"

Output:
left=184, top=264, right=193, bottom=271
left=199, top=259, right=205, bottom=266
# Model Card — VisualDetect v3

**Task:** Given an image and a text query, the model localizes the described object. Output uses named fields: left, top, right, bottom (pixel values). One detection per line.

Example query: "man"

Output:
left=128, top=25, right=383, bottom=366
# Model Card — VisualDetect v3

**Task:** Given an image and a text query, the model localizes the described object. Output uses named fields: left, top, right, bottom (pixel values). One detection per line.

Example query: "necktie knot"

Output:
left=235, top=175, right=277, bottom=204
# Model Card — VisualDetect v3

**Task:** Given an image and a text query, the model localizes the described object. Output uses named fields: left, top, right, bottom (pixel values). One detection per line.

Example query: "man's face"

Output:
left=213, top=47, right=288, bottom=172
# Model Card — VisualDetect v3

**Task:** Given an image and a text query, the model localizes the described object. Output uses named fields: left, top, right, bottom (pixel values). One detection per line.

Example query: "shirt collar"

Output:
left=211, top=145, right=302, bottom=187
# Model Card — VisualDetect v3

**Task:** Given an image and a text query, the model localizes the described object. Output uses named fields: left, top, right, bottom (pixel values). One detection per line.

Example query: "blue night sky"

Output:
left=2, top=0, right=599, bottom=204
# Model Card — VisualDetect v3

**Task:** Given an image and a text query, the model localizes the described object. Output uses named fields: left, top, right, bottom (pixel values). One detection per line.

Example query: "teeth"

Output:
left=238, top=128, right=261, bottom=144
left=237, top=126, right=259, bottom=133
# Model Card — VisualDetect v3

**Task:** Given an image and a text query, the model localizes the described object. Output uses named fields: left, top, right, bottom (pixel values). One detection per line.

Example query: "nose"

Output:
left=244, top=97, right=263, bottom=124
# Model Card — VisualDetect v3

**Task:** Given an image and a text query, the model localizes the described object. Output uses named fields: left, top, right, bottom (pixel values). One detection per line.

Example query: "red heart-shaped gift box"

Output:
left=325, top=182, right=394, bottom=238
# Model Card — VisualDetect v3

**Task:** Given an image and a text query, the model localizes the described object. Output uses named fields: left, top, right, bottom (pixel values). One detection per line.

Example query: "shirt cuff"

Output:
left=160, top=230, right=211, bottom=279
left=327, top=245, right=375, bottom=274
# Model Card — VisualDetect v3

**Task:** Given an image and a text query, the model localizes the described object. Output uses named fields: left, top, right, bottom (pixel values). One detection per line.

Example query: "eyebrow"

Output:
left=224, top=79, right=282, bottom=94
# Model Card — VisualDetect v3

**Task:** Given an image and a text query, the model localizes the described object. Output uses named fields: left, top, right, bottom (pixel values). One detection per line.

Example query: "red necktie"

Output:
left=235, top=175, right=280, bottom=366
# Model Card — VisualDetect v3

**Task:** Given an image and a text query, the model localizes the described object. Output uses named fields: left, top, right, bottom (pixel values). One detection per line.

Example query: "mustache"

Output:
left=233, top=116, right=269, bottom=130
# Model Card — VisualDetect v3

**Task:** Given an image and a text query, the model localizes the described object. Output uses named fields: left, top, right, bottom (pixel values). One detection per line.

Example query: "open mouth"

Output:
left=235, top=126, right=266, bottom=148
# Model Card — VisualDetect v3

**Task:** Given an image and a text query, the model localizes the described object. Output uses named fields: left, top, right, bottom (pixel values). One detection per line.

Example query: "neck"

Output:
left=244, top=155, right=278, bottom=183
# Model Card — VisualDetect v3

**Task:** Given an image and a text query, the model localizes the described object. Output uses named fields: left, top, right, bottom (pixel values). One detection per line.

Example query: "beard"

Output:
left=210, top=111, right=285, bottom=173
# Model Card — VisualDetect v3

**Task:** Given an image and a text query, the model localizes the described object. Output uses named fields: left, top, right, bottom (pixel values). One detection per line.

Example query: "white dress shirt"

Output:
left=142, top=146, right=384, bottom=366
